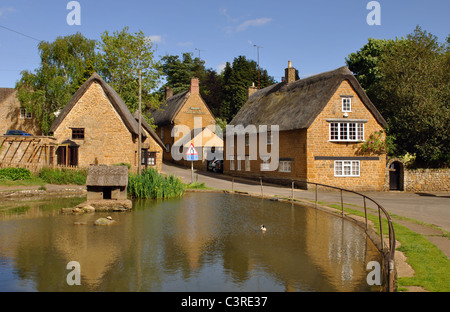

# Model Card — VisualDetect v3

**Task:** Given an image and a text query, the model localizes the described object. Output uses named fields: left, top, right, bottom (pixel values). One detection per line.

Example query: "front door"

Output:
left=389, top=162, right=402, bottom=190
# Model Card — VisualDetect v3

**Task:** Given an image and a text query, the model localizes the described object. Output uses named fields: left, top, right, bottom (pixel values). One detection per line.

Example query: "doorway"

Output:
left=389, top=161, right=403, bottom=191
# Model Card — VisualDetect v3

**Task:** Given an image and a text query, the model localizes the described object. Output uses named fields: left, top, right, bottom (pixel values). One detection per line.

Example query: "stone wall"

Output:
left=404, top=168, right=450, bottom=192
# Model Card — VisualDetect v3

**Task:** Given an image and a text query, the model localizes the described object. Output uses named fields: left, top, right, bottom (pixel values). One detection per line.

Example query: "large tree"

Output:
left=221, top=56, right=275, bottom=121
left=346, top=26, right=450, bottom=167
left=16, top=33, right=97, bottom=134
left=97, top=27, right=162, bottom=114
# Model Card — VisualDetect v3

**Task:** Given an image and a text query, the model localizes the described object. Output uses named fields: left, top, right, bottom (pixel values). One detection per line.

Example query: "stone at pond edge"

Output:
left=94, top=218, right=117, bottom=226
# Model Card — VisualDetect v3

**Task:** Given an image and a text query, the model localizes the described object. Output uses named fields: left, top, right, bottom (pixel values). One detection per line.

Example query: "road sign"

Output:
left=186, top=143, right=198, bottom=161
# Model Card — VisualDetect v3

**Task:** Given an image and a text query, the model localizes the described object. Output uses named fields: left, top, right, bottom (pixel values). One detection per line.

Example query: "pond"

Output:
left=0, top=192, right=383, bottom=292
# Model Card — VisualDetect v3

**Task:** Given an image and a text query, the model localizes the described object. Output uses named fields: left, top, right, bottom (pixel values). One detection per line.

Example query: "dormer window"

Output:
left=342, top=97, right=352, bottom=112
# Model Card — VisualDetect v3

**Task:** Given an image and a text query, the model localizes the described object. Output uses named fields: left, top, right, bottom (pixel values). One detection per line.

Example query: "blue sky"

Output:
left=0, top=0, right=448, bottom=88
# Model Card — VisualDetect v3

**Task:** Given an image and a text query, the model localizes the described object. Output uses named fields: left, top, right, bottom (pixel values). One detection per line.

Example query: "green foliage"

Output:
left=97, top=27, right=162, bottom=114
left=15, top=33, right=98, bottom=134
left=347, top=26, right=450, bottom=167
left=358, top=129, right=386, bottom=154
left=0, top=168, right=32, bottom=181
left=128, top=168, right=184, bottom=199
left=38, top=168, right=87, bottom=185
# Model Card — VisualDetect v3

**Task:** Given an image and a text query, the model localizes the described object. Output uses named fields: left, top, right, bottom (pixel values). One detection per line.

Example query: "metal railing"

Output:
left=230, top=174, right=396, bottom=292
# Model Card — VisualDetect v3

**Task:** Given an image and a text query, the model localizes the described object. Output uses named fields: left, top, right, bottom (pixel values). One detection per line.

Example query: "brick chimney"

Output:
left=247, top=82, right=258, bottom=99
left=285, top=61, right=296, bottom=84
left=165, top=86, right=173, bottom=100
left=190, top=77, right=199, bottom=95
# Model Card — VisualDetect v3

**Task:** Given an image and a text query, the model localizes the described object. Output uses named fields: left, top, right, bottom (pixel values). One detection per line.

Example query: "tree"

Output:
left=221, top=56, right=275, bottom=121
left=16, top=33, right=98, bottom=134
left=346, top=26, right=450, bottom=167
left=97, top=27, right=162, bottom=114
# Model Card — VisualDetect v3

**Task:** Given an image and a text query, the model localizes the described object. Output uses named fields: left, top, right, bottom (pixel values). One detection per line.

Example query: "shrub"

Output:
left=38, top=168, right=87, bottom=185
left=128, top=168, right=184, bottom=199
left=0, top=168, right=32, bottom=181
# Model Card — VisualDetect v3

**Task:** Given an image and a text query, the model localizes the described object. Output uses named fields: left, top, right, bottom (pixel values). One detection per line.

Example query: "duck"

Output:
left=260, top=224, right=267, bottom=232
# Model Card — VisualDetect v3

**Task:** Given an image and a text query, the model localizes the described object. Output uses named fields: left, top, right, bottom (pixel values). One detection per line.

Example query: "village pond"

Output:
left=0, top=192, right=383, bottom=292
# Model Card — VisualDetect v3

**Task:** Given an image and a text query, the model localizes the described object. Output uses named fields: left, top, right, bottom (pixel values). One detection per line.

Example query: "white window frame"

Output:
left=260, top=156, right=270, bottom=171
left=279, top=161, right=292, bottom=173
left=20, top=108, right=32, bottom=119
left=334, top=160, right=360, bottom=177
left=330, top=122, right=364, bottom=142
left=342, top=97, right=352, bottom=112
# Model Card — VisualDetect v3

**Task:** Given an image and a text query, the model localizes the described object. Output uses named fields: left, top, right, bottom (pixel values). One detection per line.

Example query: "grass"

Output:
left=128, top=168, right=184, bottom=199
left=38, top=168, right=87, bottom=185
left=321, top=201, right=450, bottom=292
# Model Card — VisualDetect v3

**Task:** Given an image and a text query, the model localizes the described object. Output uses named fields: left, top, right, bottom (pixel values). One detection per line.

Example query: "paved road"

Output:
left=162, top=162, right=450, bottom=232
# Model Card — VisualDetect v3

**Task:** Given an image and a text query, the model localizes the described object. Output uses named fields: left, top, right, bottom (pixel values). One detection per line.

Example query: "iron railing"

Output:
left=230, top=174, right=396, bottom=291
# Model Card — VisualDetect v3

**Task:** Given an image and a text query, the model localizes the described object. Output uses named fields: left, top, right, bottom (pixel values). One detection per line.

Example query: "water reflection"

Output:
left=0, top=193, right=382, bottom=292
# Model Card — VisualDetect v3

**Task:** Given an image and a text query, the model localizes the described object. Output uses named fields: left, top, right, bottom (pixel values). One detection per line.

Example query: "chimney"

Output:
left=190, top=77, right=199, bottom=95
left=285, top=60, right=296, bottom=84
left=165, top=86, right=173, bottom=100
left=247, top=82, right=258, bottom=99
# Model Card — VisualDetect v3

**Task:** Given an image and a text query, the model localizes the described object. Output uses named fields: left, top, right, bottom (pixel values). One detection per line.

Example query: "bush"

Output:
left=38, top=168, right=87, bottom=185
left=128, top=168, right=184, bottom=199
left=0, top=168, right=32, bottom=181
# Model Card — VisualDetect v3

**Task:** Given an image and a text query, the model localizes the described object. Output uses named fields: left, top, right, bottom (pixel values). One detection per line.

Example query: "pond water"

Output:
left=0, top=192, right=383, bottom=292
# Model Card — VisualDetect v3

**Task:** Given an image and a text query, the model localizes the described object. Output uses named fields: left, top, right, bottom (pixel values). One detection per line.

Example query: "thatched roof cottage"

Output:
left=225, top=62, right=388, bottom=191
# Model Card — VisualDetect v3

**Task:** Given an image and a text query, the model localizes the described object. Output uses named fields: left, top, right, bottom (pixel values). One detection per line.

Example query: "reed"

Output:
left=128, top=168, right=184, bottom=199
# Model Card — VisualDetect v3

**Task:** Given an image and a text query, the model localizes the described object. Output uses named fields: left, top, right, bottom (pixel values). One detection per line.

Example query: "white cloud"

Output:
left=217, top=62, right=227, bottom=73
left=236, top=17, right=272, bottom=32
left=146, top=35, right=163, bottom=44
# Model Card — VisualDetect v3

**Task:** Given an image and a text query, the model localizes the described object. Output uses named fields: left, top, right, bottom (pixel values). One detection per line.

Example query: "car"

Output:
left=4, top=130, right=32, bottom=136
left=212, top=160, right=223, bottom=173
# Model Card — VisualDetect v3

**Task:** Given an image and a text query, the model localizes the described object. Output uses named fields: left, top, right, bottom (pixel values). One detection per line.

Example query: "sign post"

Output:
left=186, top=143, right=198, bottom=184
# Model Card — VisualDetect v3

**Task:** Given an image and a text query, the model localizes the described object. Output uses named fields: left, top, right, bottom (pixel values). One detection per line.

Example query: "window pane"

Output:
left=335, top=161, right=343, bottom=176
left=349, top=123, right=356, bottom=141
left=330, top=123, right=339, bottom=140
left=340, top=123, right=348, bottom=140
left=358, top=123, right=364, bottom=141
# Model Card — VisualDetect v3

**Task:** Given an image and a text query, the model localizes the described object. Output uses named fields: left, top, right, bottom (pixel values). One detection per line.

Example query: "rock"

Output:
left=94, top=217, right=117, bottom=226
left=81, top=205, right=96, bottom=213
left=61, top=208, right=74, bottom=213
left=72, top=207, right=83, bottom=213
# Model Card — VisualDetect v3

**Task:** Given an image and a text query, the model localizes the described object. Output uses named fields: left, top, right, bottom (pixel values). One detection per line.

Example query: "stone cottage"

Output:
left=0, top=88, right=41, bottom=136
left=151, top=78, right=222, bottom=169
left=224, top=62, right=388, bottom=191
left=49, top=73, right=165, bottom=172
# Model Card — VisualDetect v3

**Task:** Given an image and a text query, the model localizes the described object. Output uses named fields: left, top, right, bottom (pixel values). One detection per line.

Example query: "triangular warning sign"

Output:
left=186, top=143, right=198, bottom=155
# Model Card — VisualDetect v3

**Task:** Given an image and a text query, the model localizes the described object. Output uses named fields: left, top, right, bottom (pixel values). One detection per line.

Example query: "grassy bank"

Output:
left=0, top=167, right=87, bottom=187
left=324, top=202, right=449, bottom=292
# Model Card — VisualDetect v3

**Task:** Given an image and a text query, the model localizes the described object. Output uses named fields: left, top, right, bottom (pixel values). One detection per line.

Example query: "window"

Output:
left=330, top=123, right=364, bottom=142
left=72, top=128, right=85, bottom=140
left=148, top=152, right=156, bottom=166
left=260, top=156, right=270, bottom=171
left=342, top=97, right=352, bottom=112
left=245, top=156, right=250, bottom=171
left=20, top=108, right=32, bottom=119
left=279, top=161, right=292, bottom=173
left=334, top=160, right=360, bottom=177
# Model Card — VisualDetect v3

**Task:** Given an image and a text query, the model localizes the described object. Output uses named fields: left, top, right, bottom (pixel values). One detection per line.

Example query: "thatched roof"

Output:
left=0, top=88, right=15, bottom=103
left=86, top=165, right=128, bottom=186
left=229, top=66, right=387, bottom=130
left=50, top=73, right=146, bottom=138
left=151, top=91, right=190, bottom=126
left=132, top=111, right=165, bottom=149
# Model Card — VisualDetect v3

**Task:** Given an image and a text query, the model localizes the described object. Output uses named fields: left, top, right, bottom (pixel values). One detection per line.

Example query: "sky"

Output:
left=0, top=0, right=449, bottom=88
